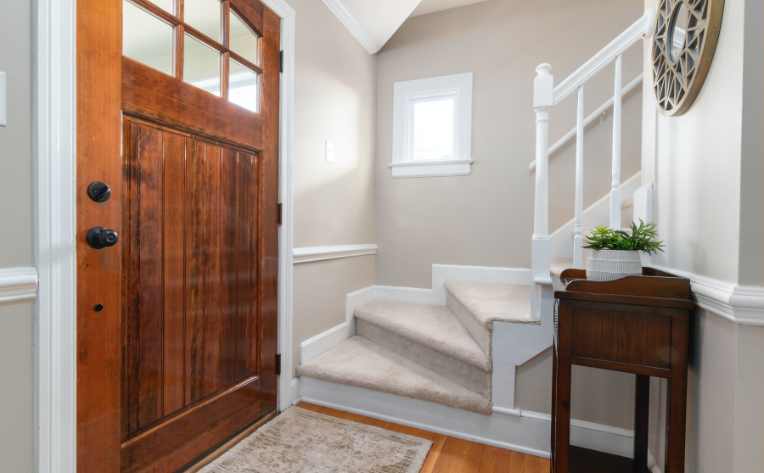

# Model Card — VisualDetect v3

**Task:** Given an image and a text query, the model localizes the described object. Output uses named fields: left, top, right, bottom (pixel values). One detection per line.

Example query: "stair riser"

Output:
left=447, top=292, right=491, bottom=356
left=356, top=319, right=491, bottom=398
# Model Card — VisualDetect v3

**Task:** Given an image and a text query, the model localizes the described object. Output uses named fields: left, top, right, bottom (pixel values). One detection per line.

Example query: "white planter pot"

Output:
left=586, top=250, right=643, bottom=281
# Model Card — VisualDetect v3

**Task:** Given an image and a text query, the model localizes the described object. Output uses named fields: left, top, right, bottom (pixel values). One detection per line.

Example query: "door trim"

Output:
left=33, top=1, right=297, bottom=471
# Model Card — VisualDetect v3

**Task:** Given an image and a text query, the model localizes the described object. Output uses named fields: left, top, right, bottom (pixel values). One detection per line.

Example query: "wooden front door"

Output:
left=77, top=1, right=281, bottom=471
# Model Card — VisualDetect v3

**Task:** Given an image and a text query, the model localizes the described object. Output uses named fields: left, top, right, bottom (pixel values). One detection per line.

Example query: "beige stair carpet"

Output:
left=199, top=407, right=432, bottom=473
left=446, top=281, right=536, bottom=327
left=298, top=337, right=492, bottom=414
left=355, top=300, right=491, bottom=371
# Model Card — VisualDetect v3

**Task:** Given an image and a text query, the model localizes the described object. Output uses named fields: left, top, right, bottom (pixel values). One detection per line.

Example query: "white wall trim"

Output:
left=34, top=0, right=77, bottom=472
left=390, top=160, right=474, bottom=178
left=293, top=244, right=378, bottom=264
left=392, top=73, right=474, bottom=178
left=300, top=377, right=636, bottom=459
left=320, top=0, right=382, bottom=54
left=650, top=264, right=764, bottom=326
left=0, top=267, right=39, bottom=304
left=259, top=0, right=298, bottom=413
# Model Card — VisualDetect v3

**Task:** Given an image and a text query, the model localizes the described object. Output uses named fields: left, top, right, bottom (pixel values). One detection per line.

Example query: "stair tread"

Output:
left=298, top=336, right=491, bottom=414
left=355, top=300, right=490, bottom=371
left=446, top=281, right=535, bottom=329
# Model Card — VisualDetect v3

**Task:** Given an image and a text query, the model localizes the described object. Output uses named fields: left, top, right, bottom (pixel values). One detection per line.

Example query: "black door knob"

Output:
left=87, top=181, right=112, bottom=203
left=86, top=227, right=119, bottom=250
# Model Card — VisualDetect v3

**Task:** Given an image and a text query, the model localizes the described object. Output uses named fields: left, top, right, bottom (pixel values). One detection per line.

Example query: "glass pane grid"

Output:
left=123, top=0, right=264, bottom=113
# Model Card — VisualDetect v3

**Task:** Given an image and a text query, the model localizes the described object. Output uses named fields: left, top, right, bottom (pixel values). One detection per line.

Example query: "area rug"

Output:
left=198, top=407, right=432, bottom=473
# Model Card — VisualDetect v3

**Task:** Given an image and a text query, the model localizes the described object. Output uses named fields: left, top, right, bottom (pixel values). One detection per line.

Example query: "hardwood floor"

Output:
left=298, top=403, right=551, bottom=473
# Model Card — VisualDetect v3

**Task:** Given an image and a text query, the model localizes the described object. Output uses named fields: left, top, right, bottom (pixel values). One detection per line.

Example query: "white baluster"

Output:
left=573, top=87, right=585, bottom=267
left=610, top=55, right=623, bottom=229
left=533, top=64, right=554, bottom=282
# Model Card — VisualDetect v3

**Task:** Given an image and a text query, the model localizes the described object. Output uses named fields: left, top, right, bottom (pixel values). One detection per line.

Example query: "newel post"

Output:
left=533, top=64, right=554, bottom=282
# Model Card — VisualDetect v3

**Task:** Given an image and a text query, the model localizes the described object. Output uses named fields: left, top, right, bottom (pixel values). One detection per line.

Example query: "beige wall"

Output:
left=642, top=0, right=764, bottom=470
left=375, top=0, right=644, bottom=288
left=0, top=1, right=34, bottom=471
left=285, top=0, right=378, bottom=364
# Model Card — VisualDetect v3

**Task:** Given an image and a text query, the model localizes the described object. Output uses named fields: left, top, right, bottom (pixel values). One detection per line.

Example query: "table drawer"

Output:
left=566, top=302, right=673, bottom=370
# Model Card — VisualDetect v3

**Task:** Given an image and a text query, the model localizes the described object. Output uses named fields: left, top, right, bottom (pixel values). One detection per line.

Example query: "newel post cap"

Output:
left=534, top=64, right=554, bottom=108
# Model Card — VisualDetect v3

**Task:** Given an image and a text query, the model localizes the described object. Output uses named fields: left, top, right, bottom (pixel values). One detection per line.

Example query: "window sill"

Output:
left=389, top=159, right=474, bottom=178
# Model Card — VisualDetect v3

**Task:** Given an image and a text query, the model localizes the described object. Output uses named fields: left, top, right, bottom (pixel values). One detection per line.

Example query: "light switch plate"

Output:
left=0, top=72, right=6, bottom=127
left=324, top=140, right=336, bottom=163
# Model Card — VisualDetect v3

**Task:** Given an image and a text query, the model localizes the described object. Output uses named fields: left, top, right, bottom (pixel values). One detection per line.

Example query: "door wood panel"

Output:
left=122, top=119, right=266, bottom=439
left=78, top=1, right=280, bottom=470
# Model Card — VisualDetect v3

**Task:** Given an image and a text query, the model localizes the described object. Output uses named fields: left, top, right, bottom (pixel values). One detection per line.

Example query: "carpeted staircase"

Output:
left=298, top=280, right=535, bottom=415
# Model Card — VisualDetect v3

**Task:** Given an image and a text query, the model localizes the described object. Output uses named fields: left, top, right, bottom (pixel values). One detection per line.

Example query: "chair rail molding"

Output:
left=293, top=244, right=378, bottom=264
left=0, top=267, right=39, bottom=304
left=650, top=265, right=764, bottom=326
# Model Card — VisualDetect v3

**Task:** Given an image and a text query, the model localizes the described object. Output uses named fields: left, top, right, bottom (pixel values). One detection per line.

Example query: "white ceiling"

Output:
left=322, top=0, right=492, bottom=55
left=411, top=0, right=492, bottom=17
left=322, top=0, right=422, bottom=54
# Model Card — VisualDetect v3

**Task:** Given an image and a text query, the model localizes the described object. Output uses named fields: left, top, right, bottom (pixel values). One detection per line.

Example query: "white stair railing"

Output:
left=532, top=10, right=655, bottom=276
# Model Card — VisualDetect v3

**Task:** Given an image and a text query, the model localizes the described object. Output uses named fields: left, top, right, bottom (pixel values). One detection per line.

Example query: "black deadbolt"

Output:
left=87, top=227, right=119, bottom=250
left=87, top=181, right=112, bottom=203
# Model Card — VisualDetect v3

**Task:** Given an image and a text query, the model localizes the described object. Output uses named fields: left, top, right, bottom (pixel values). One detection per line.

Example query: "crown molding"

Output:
left=0, top=267, right=39, bottom=305
left=321, top=0, right=383, bottom=54
left=651, top=265, right=764, bottom=326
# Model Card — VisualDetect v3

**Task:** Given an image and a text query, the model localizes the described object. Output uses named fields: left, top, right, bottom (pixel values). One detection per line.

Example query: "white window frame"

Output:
left=391, top=73, right=474, bottom=178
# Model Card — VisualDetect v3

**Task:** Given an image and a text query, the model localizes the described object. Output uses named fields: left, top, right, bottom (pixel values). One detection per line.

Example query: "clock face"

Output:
left=652, top=0, right=725, bottom=116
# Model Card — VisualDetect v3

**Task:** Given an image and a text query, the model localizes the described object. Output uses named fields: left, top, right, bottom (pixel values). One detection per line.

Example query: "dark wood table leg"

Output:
left=665, top=375, right=688, bottom=472
left=665, top=315, right=689, bottom=473
left=552, top=348, right=558, bottom=472
left=633, top=375, right=650, bottom=472
left=553, top=304, right=573, bottom=473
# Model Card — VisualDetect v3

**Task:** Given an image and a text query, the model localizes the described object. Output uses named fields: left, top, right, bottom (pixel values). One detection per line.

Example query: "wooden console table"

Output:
left=552, top=268, right=694, bottom=473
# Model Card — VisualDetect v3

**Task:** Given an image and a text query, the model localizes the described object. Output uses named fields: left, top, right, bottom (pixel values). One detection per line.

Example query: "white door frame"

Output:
left=33, top=1, right=296, bottom=471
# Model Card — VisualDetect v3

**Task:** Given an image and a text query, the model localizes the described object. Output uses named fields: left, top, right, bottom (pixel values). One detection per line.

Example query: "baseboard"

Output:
left=300, top=377, right=550, bottom=457
left=648, top=451, right=663, bottom=473
left=300, top=377, right=635, bottom=459
left=300, top=322, right=353, bottom=365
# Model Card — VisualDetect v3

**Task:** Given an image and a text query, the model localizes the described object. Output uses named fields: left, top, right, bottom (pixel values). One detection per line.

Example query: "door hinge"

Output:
left=275, top=353, right=282, bottom=376
left=277, top=202, right=283, bottom=226
left=279, top=50, right=284, bottom=73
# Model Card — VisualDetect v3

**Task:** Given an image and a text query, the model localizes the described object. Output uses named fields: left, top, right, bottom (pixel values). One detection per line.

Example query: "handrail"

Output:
left=528, top=73, right=643, bottom=172
left=552, top=10, right=654, bottom=105
left=531, top=9, right=655, bottom=280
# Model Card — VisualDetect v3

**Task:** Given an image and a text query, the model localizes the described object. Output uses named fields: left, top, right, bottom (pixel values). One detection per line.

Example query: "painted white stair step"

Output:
left=354, top=300, right=490, bottom=372
left=297, top=336, right=492, bottom=415
left=446, top=281, right=535, bottom=355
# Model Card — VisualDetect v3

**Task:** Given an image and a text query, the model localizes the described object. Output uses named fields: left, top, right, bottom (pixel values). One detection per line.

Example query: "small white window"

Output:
left=391, top=73, right=473, bottom=178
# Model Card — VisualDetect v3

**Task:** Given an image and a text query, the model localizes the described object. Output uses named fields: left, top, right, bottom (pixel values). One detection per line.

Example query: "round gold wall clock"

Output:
left=652, top=0, right=725, bottom=116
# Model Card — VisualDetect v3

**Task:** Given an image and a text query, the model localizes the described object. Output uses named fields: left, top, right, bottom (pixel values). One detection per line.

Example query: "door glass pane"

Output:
left=185, top=0, right=222, bottom=41
left=150, top=0, right=174, bottom=13
left=230, top=10, right=260, bottom=65
left=184, top=34, right=221, bottom=96
left=123, top=0, right=174, bottom=76
left=229, top=59, right=259, bottom=113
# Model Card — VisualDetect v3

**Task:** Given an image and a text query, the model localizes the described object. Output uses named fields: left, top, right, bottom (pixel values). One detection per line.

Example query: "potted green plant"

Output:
left=584, top=221, right=664, bottom=281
